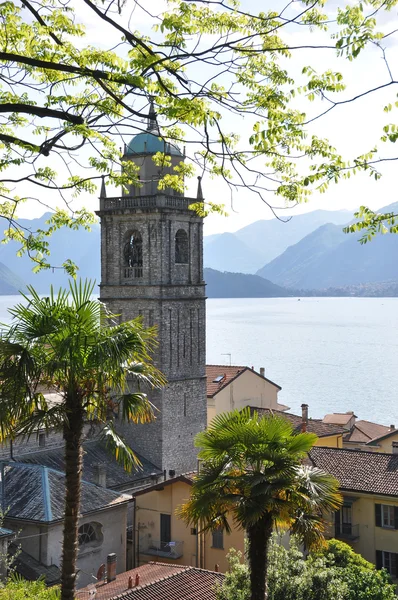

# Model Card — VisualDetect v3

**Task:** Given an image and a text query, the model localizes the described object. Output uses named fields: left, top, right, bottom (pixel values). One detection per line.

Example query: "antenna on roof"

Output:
left=221, top=353, right=232, bottom=366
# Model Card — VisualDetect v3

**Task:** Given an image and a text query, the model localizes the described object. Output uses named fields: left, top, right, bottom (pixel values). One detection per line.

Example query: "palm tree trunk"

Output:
left=60, top=396, right=85, bottom=600
left=247, top=515, right=273, bottom=600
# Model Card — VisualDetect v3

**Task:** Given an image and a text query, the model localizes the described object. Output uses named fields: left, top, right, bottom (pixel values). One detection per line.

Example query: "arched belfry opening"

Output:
left=123, top=230, right=143, bottom=278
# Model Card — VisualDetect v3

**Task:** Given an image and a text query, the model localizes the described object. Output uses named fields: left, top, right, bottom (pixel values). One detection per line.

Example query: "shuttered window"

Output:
left=375, top=504, right=398, bottom=529
left=212, top=528, right=224, bottom=549
left=376, top=550, right=398, bottom=578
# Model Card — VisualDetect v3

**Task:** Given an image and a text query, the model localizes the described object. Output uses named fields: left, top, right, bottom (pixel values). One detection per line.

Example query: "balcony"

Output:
left=334, top=523, right=360, bottom=541
left=99, top=195, right=196, bottom=213
left=139, top=538, right=184, bottom=559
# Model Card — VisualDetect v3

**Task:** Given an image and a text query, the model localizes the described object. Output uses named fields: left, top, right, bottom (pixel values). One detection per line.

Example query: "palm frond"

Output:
left=100, top=422, right=142, bottom=473
left=120, top=392, right=156, bottom=423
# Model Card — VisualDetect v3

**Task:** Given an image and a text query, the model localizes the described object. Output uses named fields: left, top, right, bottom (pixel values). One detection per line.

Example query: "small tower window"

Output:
left=175, top=229, right=188, bottom=264
left=124, top=230, right=143, bottom=278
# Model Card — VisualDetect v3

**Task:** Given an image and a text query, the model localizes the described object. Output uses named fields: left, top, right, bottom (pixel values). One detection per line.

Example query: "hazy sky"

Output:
left=17, top=0, right=398, bottom=235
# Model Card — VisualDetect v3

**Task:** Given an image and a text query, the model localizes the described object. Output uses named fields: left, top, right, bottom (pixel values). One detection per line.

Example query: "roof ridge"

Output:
left=111, top=566, right=193, bottom=600
left=310, top=445, right=398, bottom=457
left=206, top=364, right=247, bottom=368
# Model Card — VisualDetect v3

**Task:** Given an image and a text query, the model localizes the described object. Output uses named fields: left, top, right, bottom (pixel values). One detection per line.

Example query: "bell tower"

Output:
left=96, top=103, right=207, bottom=474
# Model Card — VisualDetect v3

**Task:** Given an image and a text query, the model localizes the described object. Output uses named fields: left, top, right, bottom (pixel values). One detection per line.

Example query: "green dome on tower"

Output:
left=126, top=132, right=182, bottom=156
left=125, top=98, right=182, bottom=156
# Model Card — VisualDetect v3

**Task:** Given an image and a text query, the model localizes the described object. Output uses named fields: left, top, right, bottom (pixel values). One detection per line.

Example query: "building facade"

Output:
left=96, top=104, right=207, bottom=474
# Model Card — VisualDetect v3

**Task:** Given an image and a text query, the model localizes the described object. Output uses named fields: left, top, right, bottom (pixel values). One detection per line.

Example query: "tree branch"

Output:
left=0, top=103, right=84, bottom=124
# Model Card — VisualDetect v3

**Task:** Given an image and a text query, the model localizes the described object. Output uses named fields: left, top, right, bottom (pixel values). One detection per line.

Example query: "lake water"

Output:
left=206, top=297, right=398, bottom=426
left=0, top=295, right=397, bottom=426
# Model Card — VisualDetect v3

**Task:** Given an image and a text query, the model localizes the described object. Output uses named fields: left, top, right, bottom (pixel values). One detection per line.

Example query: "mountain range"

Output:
left=0, top=203, right=397, bottom=297
left=204, top=209, right=352, bottom=273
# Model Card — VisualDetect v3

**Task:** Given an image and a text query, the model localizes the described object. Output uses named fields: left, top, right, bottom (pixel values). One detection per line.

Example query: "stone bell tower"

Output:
left=96, top=102, right=207, bottom=474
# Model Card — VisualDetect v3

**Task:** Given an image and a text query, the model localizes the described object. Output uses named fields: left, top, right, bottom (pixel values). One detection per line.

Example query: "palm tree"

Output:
left=178, top=408, right=342, bottom=600
left=0, top=280, right=165, bottom=600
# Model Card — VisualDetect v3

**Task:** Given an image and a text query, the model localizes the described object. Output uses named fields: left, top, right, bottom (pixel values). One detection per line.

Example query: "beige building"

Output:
left=206, top=365, right=287, bottom=425
left=308, top=447, right=398, bottom=579
left=367, top=429, right=398, bottom=454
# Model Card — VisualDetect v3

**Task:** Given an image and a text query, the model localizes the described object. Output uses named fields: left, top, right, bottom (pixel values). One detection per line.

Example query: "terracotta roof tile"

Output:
left=252, top=408, right=346, bottom=438
left=308, top=447, right=398, bottom=496
left=206, top=365, right=281, bottom=398
left=77, top=562, right=188, bottom=600
left=112, top=565, right=224, bottom=600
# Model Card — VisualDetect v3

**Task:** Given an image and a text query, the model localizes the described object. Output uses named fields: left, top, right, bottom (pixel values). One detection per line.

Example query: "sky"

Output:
left=15, top=0, right=398, bottom=236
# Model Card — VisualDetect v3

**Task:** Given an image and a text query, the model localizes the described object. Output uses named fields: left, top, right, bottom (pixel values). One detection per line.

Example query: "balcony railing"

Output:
left=334, top=523, right=360, bottom=541
left=139, top=538, right=184, bottom=559
left=99, top=195, right=195, bottom=212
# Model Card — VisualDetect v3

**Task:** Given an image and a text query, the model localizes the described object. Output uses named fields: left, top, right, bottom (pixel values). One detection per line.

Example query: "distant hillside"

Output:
left=204, top=209, right=352, bottom=273
left=204, top=268, right=292, bottom=298
left=0, top=213, right=100, bottom=293
left=0, top=262, right=28, bottom=295
left=257, top=202, right=398, bottom=290
left=257, top=223, right=346, bottom=288
left=204, top=232, right=263, bottom=273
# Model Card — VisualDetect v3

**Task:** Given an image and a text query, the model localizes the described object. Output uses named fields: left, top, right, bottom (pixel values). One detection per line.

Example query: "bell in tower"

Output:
left=96, top=100, right=207, bottom=474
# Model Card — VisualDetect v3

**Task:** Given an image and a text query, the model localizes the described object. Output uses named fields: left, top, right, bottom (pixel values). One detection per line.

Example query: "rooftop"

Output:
left=253, top=408, right=346, bottom=438
left=77, top=562, right=189, bottom=600
left=17, top=440, right=162, bottom=491
left=206, top=365, right=281, bottom=398
left=125, top=132, right=182, bottom=157
left=0, top=462, right=131, bottom=523
left=323, top=412, right=357, bottom=427
left=344, top=420, right=392, bottom=444
left=308, top=447, right=398, bottom=497
left=113, top=564, right=223, bottom=600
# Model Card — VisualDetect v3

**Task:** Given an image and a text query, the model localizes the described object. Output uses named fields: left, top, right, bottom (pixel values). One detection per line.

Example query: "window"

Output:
left=375, top=504, right=398, bottom=529
left=175, top=229, right=188, bottom=264
left=335, top=505, right=352, bottom=536
left=376, top=551, right=398, bottom=577
left=190, top=527, right=197, bottom=535
left=124, top=230, right=143, bottom=278
left=78, top=522, right=103, bottom=548
left=212, top=375, right=224, bottom=383
left=212, top=528, right=223, bottom=549
left=38, top=433, right=46, bottom=448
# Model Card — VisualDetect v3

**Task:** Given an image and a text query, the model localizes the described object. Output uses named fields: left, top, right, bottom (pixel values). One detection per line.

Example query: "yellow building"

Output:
left=132, top=474, right=244, bottom=573
left=206, top=365, right=288, bottom=425
left=308, top=447, right=398, bottom=579
left=366, top=429, right=398, bottom=454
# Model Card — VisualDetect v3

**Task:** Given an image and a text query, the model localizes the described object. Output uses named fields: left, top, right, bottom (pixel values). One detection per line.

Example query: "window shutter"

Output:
left=375, top=504, right=382, bottom=527
left=394, top=507, right=398, bottom=530
left=392, top=554, right=398, bottom=578
left=376, top=550, right=383, bottom=570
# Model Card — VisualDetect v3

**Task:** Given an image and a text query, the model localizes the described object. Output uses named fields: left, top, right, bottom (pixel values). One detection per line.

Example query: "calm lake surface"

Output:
left=206, top=297, right=398, bottom=426
left=0, top=295, right=397, bottom=426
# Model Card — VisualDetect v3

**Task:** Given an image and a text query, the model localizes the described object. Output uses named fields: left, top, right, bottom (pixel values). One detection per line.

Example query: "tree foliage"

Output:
left=217, top=539, right=397, bottom=600
left=1, top=0, right=398, bottom=272
left=0, top=575, right=59, bottom=599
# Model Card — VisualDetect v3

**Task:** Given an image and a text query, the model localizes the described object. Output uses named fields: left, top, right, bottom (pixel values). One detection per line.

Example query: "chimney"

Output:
left=107, top=553, right=117, bottom=583
left=135, top=573, right=140, bottom=587
left=301, top=404, right=309, bottom=433
left=93, top=464, right=107, bottom=487
left=215, top=564, right=219, bottom=572
left=390, top=424, right=395, bottom=430
left=260, top=367, right=265, bottom=377
left=392, top=442, right=398, bottom=455
left=128, top=576, right=133, bottom=589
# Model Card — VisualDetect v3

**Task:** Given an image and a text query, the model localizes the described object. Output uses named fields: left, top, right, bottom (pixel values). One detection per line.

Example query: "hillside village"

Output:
left=0, top=107, right=397, bottom=600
